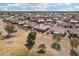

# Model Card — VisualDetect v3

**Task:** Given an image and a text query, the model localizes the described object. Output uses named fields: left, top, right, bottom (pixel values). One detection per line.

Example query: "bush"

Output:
left=4, top=23, right=17, bottom=38
left=37, top=44, right=46, bottom=54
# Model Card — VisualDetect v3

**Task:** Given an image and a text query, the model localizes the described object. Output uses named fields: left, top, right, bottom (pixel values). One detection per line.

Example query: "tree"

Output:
left=70, top=38, right=79, bottom=50
left=53, top=34, right=61, bottom=44
left=4, top=23, right=17, bottom=38
left=26, top=31, right=36, bottom=50
left=52, top=34, right=61, bottom=51
left=37, top=44, right=46, bottom=54
left=27, top=31, right=36, bottom=43
left=69, top=38, right=79, bottom=56
left=3, top=19, right=8, bottom=22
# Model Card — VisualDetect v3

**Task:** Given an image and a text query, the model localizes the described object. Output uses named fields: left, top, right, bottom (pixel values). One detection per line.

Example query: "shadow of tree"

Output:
left=25, top=42, right=35, bottom=50
left=70, top=49, right=79, bottom=56
left=51, top=42, right=61, bottom=51
left=4, top=35, right=16, bottom=39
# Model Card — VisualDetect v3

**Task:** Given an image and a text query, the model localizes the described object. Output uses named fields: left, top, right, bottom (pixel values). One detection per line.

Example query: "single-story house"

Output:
left=18, top=21, right=25, bottom=25
left=30, top=19, right=36, bottom=22
left=18, top=16, right=26, bottom=20
left=53, top=17, right=59, bottom=20
left=37, top=18, right=45, bottom=23
left=28, top=22, right=37, bottom=28
left=23, top=21, right=37, bottom=29
left=50, top=26, right=66, bottom=36
left=70, top=19, right=79, bottom=24
left=57, top=22, right=70, bottom=28
left=56, top=20, right=63, bottom=23
left=34, top=24, right=50, bottom=33
left=67, top=28, right=79, bottom=37
left=46, top=19, right=53, bottom=23
left=45, top=22, right=54, bottom=27
left=9, top=18, right=19, bottom=24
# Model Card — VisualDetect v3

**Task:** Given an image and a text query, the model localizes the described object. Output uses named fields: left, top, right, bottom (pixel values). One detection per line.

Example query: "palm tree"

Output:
left=26, top=31, right=36, bottom=50
left=4, top=23, right=17, bottom=38
left=38, top=44, right=46, bottom=54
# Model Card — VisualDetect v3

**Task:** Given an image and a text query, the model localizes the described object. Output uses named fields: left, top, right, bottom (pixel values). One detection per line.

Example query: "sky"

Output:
left=0, top=3, right=79, bottom=11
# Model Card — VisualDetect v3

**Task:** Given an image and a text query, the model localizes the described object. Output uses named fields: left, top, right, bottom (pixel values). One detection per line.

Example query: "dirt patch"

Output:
left=0, top=20, right=79, bottom=56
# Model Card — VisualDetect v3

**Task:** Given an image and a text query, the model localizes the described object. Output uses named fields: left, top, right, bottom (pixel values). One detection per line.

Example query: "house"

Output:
left=9, top=18, right=19, bottom=24
left=70, top=19, right=79, bottom=24
left=18, top=16, right=25, bottom=20
left=53, top=17, right=59, bottom=20
left=19, top=21, right=37, bottom=30
left=67, top=28, right=79, bottom=37
left=50, top=26, right=66, bottom=36
left=45, top=22, right=54, bottom=27
left=34, top=24, right=50, bottom=33
left=24, top=20, right=31, bottom=24
left=28, top=22, right=37, bottom=28
left=56, top=20, right=63, bottom=23
left=57, top=21, right=70, bottom=28
left=5, top=17, right=12, bottom=22
left=30, top=19, right=36, bottom=22
left=18, top=21, right=25, bottom=25
left=24, top=21, right=37, bottom=29
left=37, top=18, right=45, bottom=23
left=46, top=19, right=53, bottom=23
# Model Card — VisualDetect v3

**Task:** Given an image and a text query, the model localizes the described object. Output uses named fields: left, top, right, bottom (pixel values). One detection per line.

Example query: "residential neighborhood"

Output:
left=2, top=12, right=79, bottom=35
left=0, top=11, right=79, bottom=56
